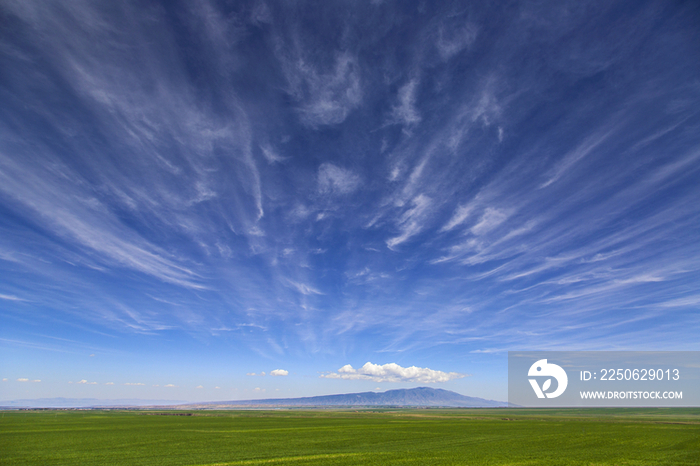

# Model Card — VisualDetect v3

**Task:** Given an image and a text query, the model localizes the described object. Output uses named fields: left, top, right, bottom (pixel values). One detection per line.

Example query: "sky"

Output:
left=1, top=0, right=699, bottom=403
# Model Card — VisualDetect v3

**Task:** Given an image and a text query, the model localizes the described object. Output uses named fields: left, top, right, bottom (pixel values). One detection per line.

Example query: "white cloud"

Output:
left=17, top=378, right=29, bottom=382
left=247, top=372, right=266, bottom=376
left=470, top=86, right=502, bottom=127
left=250, top=1, right=272, bottom=24
left=387, top=194, right=432, bottom=249
left=77, top=379, right=88, bottom=384
left=124, top=382, right=145, bottom=386
left=2, top=378, right=7, bottom=382
left=254, top=387, right=265, bottom=392
left=283, top=52, right=362, bottom=127
left=657, top=295, right=700, bottom=308
left=390, top=79, right=421, bottom=126
left=318, top=163, right=361, bottom=195
left=471, top=208, right=508, bottom=235
left=288, top=280, right=323, bottom=296
left=437, top=22, right=478, bottom=61
left=196, top=385, right=204, bottom=389
left=270, top=369, right=288, bottom=376
left=164, top=384, right=175, bottom=387
left=105, top=382, right=114, bottom=385
left=89, top=354, right=95, bottom=357
left=0, top=152, right=206, bottom=291
left=32, top=379, right=41, bottom=383
left=214, top=386, right=220, bottom=389
left=440, top=204, right=474, bottom=232
left=242, top=141, right=264, bottom=222
left=0, top=294, right=25, bottom=301
left=260, top=144, right=287, bottom=164
left=321, top=362, right=466, bottom=383
left=540, top=128, right=614, bottom=188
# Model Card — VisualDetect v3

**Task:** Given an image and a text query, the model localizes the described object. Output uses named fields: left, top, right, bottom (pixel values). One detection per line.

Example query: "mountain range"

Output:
left=0, top=398, right=187, bottom=408
left=1, top=388, right=506, bottom=409
left=187, top=387, right=505, bottom=408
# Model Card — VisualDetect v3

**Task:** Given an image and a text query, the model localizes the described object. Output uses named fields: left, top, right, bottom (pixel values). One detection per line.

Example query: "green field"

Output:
left=1, top=408, right=699, bottom=465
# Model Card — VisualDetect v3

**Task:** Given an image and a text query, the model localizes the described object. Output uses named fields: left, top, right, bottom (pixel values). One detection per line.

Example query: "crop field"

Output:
left=1, top=408, right=699, bottom=465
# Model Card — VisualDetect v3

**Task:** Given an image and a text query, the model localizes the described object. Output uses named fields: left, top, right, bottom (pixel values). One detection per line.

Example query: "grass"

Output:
left=1, top=408, right=699, bottom=465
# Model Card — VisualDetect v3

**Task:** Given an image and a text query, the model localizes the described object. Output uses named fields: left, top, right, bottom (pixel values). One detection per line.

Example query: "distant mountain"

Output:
left=0, top=398, right=187, bottom=408
left=193, top=387, right=506, bottom=408
left=1, top=388, right=506, bottom=409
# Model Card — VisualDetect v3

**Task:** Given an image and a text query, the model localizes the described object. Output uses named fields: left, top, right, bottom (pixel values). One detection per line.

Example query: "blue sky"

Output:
left=1, top=0, right=699, bottom=403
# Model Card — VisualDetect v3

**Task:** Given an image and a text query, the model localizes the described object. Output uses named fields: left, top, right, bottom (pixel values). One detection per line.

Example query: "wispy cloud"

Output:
left=279, top=48, right=362, bottom=127
left=260, top=144, right=288, bottom=164
left=287, top=280, right=323, bottom=296
left=386, top=194, right=432, bottom=249
left=390, top=79, right=421, bottom=126
left=318, top=163, right=361, bottom=195
left=440, top=204, right=474, bottom=232
left=470, top=208, right=509, bottom=236
left=657, top=295, right=700, bottom=308
left=0, top=293, right=26, bottom=301
left=436, top=20, right=478, bottom=61
left=540, top=127, right=616, bottom=188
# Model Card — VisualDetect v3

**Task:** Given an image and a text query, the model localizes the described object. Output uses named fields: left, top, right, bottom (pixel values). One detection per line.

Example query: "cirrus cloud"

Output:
left=318, top=163, right=361, bottom=195
left=320, top=362, right=467, bottom=383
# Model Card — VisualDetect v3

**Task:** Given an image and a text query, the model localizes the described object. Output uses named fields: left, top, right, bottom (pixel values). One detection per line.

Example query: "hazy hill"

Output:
left=1, top=388, right=505, bottom=409
left=0, top=398, right=186, bottom=408
left=194, top=387, right=505, bottom=408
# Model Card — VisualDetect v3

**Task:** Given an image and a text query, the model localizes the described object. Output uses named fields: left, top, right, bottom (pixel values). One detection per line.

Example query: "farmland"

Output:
left=1, top=408, right=699, bottom=465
